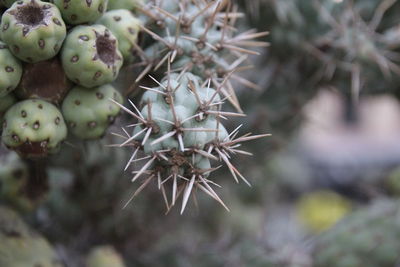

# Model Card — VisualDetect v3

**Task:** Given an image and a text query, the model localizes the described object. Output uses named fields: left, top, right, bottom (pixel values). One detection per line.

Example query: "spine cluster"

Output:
left=114, top=0, right=269, bottom=213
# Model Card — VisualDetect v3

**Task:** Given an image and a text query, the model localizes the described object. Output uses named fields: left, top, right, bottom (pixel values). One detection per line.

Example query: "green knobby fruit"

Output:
left=86, top=246, right=126, bottom=267
left=50, top=0, right=108, bottom=25
left=0, top=205, right=30, bottom=236
left=61, top=24, right=123, bottom=88
left=15, top=57, right=72, bottom=104
left=0, top=93, right=17, bottom=128
left=61, top=84, right=122, bottom=140
left=0, top=41, right=22, bottom=97
left=107, top=0, right=143, bottom=11
left=0, top=150, right=35, bottom=211
left=0, top=0, right=67, bottom=63
left=0, top=205, right=63, bottom=267
left=97, top=9, right=141, bottom=63
left=313, top=200, right=400, bottom=267
left=0, top=0, right=17, bottom=8
left=2, top=99, right=67, bottom=157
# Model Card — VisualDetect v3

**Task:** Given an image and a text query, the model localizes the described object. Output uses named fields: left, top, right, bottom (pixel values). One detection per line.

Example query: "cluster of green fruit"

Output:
left=0, top=0, right=143, bottom=158
left=0, top=204, right=127, bottom=266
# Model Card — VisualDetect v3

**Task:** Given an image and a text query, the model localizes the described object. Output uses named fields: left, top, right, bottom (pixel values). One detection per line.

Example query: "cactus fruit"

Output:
left=2, top=99, right=67, bottom=157
left=50, top=0, right=108, bottom=25
left=0, top=41, right=22, bottom=97
left=296, top=191, right=351, bottom=233
left=61, top=84, right=122, bottom=140
left=61, top=24, right=123, bottom=88
left=0, top=149, right=35, bottom=211
left=313, top=200, right=400, bottom=267
left=0, top=205, right=63, bottom=267
left=86, top=246, right=126, bottom=267
left=107, top=0, right=143, bottom=12
left=97, top=9, right=141, bottom=63
left=15, top=57, right=71, bottom=104
left=0, top=93, right=17, bottom=127
left=0, top=0, right=67, bottom=63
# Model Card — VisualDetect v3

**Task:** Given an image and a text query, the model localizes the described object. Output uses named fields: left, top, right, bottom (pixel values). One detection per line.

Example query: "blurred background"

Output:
left=3, top=0, right=400, bottom=266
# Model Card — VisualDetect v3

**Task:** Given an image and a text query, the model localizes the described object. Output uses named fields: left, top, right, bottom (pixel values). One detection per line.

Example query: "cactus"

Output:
left=61, top=84, right=122, bottom=140
left=61, top=24, right=123, bottom=88
left=0, top=205, right=62, bottom=267
left=97, top=9, right=141, bottom=63
left=111, top=0, right=270, bottom=212
left=50, top=0, right=108, bottom=25
left=0, top=93, right=17, bottom=127
left=0, top=41, right=22, bottom=97
left=107, top=0, right=143, bottom=12
left=313, top=200, right=400, bottom=267
left=0, top=0, right=67, bottom=63
left=86, top=246, right=126, bottom=267
left=2, top=99, right=67, bottom=157
left=0, top=149, right=33, bottom=211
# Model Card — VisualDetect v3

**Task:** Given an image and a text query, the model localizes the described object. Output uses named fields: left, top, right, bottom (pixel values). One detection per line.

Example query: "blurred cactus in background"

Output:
left=1, top=0, right=400, bottom=266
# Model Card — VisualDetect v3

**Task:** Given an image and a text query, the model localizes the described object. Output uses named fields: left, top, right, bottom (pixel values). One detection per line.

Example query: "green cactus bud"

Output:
left=86, top=246, right=126, bottom=267
left=97, top=9, right=141, bottom=63
left=61, top=84, right=122, bottom=140
left=0, top=41, right=22, bottom=97
left=61, top=24, right=123, bottom=88
left=2, top=99, right=67, bottom=157
left=113, top=71, right=263, bottom=213
left=107, top=0, right=143, bottom=12
left=0, top=93, right=17, bottom=128
left=0, top=0, right=67, bottom=63
left=0, top=205, right=63, bottom=267
left=0, top=149, right=36, bottom=211
left=50, top=0, right=108, bottom=25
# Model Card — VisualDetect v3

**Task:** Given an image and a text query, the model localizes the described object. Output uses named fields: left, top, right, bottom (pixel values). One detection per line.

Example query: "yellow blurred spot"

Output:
left=296, top=190, right=351, bottom=233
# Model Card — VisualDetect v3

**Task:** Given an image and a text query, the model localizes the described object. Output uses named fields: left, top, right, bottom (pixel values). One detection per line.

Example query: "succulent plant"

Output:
left=0, top=0, right=67, bottom=63
left=110, top=0, right=269, bottom=212
left=0, top=41, right=23, bottom=97
left=97, top=9, right=141, bottom=63
left=61, top=84, right=122, bottom=140
left=2, top=99, right=67, bottom=157
left=50, top=0, right=108, bottom=25
left=61, top=24, right=123, bottom=88
left=0, top=205, right=63, bottom=267
left=0, top=93, right=17, bottom=128
left=15, top=57, right=71, bottom=104
left=114, top=70, right=268, bottom=213
left=107, top=0, right=143, bottom=12
left=0, top=149, right=37, bottom=211
left=86, top=246, right=126, bottom=267
left=313, top=200, right=400, bottom=267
